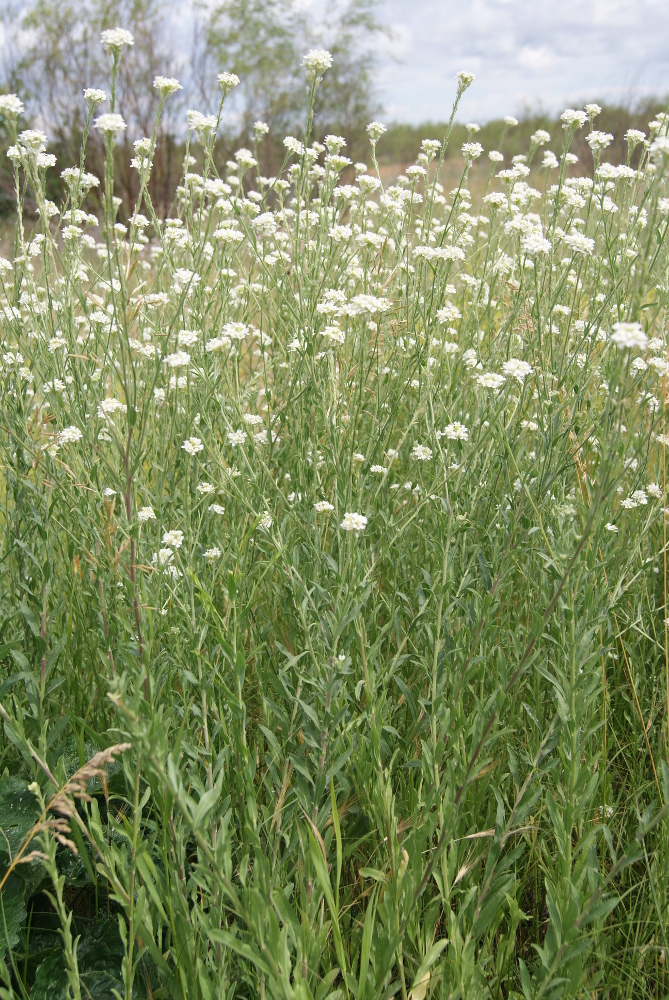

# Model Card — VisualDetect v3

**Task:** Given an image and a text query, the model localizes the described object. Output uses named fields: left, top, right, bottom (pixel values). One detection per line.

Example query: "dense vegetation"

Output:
left=379, top=98, right=669, bottom=168
left=1, top=37, right=669, bottom=999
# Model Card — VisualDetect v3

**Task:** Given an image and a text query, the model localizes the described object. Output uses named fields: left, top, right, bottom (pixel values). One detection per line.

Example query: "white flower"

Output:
left=366, top=122, right=387, bottom=143
left=56, top=425, right=82, bottom=445
left=18, top=129, right=47, bottom=153
left=137, top=506, right=156, bottom=523
left=564, top=232, right=595, bottom=255
left=411, top=444, right=433, bottom=461
left=163, top=350, right=191, bottom=368
left=0, top=94, right=24, bottom=119
left=162, top=529, right=184, bottom=549
left=154, top=548, right=174, bottom=567
left=218, top=72, right=240, bottom=93
left=329, top=224, right=352, bottom=243
left=531, top=129, right=550, bottom=145
left=97, top=397, right=127, bottom=420
left=84, top=88, right=106, bottom=106
left=351, top=293, right=391, bottom=313
left=605, top=523, right=618, bottom=532
left=227, top=429, right=247, bottom=446
left=213, top=226, right=242, bottom=244
left=413, top=245, right=465, bottom=263
left=153, top=76, right=182, bottom=96
left=462, top=142, right=483, bottom=161
left=177, top=329, right=199, bottom=347
left=611, top=322, right=648, bottom=351
left=625, top=129, right=645, bottom=146
left=314, top=500, right=335, bottom=512
left=100, top=27, right=134, bottom=52
left=284, top=136, right=304, bottom=156
left=586, top=131, right=613, bottom=152
left=437, top=303, right=461, bottom=323
left=182, top=437, right=204, bottom=456
left=187, top=110, right=217, bottom=137
left=258, top=510, right=273, bottom=530
left=456, top=71, right=475, bottom=90
left=560, top=108, right=587, bottom=129
left=323, top=325, right=345, bottom=345
left=370, top=464, right=387, bottom=474
left=502, top=359, right=533, bottom=382
left=651, top=137, right=669, bottom=158
left=209, top=503, right=225, bottom=514
left=303, top=49, right=333, bottom=79
left=477, top=372, right=506, bottom=390
left=340, top=512, right=368, bottom=532
left=197, top=482, right=215, bottom=495
left=94, top=113, right=127, bottom=136
left=203, top=547, right=221, bottom=560
left=521, top=233, right=551, bottom=255
left=442, top=422, right=469, bottom=441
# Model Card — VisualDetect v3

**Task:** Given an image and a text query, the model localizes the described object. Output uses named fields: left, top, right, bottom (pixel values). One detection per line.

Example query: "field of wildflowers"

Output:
left=1, top=28, right=669, bottom=999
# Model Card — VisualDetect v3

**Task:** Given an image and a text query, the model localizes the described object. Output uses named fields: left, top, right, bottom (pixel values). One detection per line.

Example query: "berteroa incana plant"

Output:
left=0, top=27, right=668, bottom=1000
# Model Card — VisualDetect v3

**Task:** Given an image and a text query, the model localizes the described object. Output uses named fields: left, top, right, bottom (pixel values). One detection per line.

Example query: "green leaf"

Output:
left=357, top=884, right=378, bottom=1000
left=309, top=831, right=349, bottom=994
left=0, top=773, right=41, bottom=860
left=331, top=778, right=342, bottom=911
left=0, top=876, right=26, bottom=961
left=409, top=939, right=448, bottom=997
left=519, top=958, right=532, bottom=1000
left=30, top=951, right=67, bottom=1000
left=207, top=929, right=274, bottom=976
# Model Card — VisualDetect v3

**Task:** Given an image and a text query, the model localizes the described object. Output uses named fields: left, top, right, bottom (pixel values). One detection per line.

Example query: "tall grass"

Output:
left=0, top=42, right=668, bottom=999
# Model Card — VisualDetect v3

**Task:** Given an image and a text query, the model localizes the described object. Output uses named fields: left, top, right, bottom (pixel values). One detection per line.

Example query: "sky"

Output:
left=374, top=0, right=669, bottom=123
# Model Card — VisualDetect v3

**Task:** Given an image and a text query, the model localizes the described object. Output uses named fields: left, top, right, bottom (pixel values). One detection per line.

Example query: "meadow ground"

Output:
left=1, top=49, right=669, bottom=999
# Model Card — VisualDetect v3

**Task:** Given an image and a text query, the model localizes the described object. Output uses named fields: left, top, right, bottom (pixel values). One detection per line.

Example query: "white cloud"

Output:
left=375, top=0, right=669, bottom=122
left=380, top=21, right=413, bottom=59
left=516, top=45, right=558, bottom=72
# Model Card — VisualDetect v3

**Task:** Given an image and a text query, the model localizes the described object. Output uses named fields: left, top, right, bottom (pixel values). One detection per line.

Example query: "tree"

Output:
left=3, top=0, right=187, bottom=214
left=198, top=0, right=384, bottom=167
left=310, top=0, right=384, bottom=159
left=0, top=0, right=385, bottom=212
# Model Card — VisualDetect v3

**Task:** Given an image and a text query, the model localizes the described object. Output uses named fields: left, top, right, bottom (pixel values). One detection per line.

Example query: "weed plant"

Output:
left=0, top=36, right=669, bottom=999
